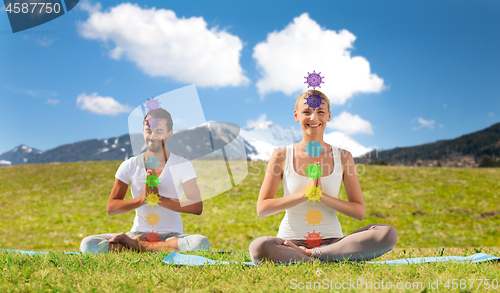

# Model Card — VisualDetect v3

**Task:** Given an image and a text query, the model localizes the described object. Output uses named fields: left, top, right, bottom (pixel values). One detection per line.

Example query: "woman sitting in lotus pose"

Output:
left=249, top=90, right=397, bottom=264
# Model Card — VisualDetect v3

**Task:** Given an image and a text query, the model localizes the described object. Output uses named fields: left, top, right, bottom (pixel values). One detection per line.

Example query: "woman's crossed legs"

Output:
left=249, top=224, right=397, bottom=264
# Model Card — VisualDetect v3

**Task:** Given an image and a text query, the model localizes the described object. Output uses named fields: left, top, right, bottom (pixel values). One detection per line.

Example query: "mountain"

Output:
left=0, top=145, right=43, bottom=166
left=0, top=122, right=371, bottom=166
left=365, top=122, right=500, bottom=166
left=241, top=120, right=372, bottom=160
left=26, top=135, right=132, bottom=164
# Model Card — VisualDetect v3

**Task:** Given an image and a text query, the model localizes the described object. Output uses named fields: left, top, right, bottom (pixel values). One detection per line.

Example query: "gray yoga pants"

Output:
left=249, top=224, right=398, bottom=264
left=80, top=231, right=210, bottom=253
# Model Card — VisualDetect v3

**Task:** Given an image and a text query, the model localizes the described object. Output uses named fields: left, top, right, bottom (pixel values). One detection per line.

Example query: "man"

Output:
left=80, top=107, right=210, bottom=253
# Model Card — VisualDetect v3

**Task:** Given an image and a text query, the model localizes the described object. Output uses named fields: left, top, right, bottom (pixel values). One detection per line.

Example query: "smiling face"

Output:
left=294, top=92, right=331, bottom=135
left=143, top=117, right=171, bottom=153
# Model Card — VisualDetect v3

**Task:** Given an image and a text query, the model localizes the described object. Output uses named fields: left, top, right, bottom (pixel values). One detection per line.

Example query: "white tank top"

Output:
left=276, top=144, right=344, bottom=240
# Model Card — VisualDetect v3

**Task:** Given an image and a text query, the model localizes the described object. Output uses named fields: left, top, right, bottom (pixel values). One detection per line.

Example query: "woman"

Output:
left=249, top=90, right=397, bottom=264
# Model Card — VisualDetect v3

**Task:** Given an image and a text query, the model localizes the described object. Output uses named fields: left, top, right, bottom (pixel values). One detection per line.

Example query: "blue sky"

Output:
left=1, top=0, right=499, bottom=154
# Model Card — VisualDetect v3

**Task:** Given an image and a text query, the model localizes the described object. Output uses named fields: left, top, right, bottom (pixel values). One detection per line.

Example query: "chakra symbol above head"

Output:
left=304, top=140, right=324, bottom=158
left=304, top=91, right=324, bottom=110
left=145, top=155, right=161, bottom=170
left=304, top=70, right=324, bottom=90
left=145, top=97, right=161, bottom=112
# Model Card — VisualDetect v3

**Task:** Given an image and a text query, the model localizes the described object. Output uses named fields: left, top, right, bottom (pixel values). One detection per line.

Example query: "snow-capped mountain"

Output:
left=0, top=144, right=43, bottom=166
left=0, top=122, right=371, bottom=166
left=240, top=120, right=372, bottom=160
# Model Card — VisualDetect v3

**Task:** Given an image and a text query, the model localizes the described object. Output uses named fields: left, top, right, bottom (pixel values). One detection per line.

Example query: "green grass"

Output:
left=1, top=161, right=499, bottom=292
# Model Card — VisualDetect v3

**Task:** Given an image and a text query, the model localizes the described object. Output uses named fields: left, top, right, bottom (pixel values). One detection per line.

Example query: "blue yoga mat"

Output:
left=161, top=252, right=500, bottom=266
left=0, top=248, right=80, bottom=255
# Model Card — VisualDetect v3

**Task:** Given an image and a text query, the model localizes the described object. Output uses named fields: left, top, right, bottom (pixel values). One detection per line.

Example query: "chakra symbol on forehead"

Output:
left=145, top=97, right=161, bottom=112
left=304, top=91, right=324, bottom=110
left=304, top=140, right=324, bottom=158
left=145, top=155, right=160, bottom=170
left=304, top=70, right=324, bottom=90
left=146, top=116, right=160, bottom=129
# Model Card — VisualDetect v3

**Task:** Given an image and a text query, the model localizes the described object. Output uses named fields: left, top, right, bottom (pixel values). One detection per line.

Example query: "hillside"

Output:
left=365, top=122, right=500, bottom=167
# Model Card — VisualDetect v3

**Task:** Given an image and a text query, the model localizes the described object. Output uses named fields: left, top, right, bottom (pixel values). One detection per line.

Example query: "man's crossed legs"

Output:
left=80, top=232, right=210, bottom=253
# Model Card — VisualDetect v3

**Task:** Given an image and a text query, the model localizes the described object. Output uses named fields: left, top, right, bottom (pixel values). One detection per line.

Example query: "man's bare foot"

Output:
left=283, top=241, right=313, bottom=257
left=109, top=233, right=142, bottom=251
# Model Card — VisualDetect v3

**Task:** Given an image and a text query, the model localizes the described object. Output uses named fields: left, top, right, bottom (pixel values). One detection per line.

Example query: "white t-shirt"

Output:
left=115, top=153, right=197, bottom=234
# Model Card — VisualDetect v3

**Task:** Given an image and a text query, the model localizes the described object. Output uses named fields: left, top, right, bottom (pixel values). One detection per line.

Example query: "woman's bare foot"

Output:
left=283, top=241, right=313, bottom=257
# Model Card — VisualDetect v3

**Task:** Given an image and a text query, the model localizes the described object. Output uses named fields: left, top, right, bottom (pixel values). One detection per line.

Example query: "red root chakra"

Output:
left=304, top=230, right=325, bottom=248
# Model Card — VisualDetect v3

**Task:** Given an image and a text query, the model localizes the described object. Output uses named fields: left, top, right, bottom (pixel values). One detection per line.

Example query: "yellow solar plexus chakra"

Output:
left=146, top=193, right=161, bottom=207
left=304, top=208, right=325, bottom=227
left=145, top=212, right=161, bottom=227
left=304, top=186, right=324, bottom=203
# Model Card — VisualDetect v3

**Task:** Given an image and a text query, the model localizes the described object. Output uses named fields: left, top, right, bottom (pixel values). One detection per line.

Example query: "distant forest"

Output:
left=364, top=122, right=500, bottom=167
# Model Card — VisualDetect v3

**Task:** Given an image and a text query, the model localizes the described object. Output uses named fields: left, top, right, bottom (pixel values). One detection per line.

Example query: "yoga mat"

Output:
left=0, top=248, right=80, bottom=255
left=370, top=253, right=500, bottom=265
left=161, top=252, right=500, bottom=266
left=161, top=251, right=257, bottom=266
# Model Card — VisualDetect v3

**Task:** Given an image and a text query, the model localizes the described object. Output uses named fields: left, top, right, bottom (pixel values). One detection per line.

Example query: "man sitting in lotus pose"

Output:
left=80, top=107, right=210, bottom=253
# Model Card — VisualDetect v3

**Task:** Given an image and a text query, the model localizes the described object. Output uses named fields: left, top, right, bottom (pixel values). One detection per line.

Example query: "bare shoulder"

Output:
left=270, top=147, right=287, bottom=164
left=338, top=148, right=353, bottom=165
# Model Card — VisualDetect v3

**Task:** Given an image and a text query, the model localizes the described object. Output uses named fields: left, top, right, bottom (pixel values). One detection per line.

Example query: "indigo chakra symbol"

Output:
left=304, top=70, right=324, bottom=90
left=304, top=91, right=324, bottom=110
left=146, top=116, right=160, bottom=129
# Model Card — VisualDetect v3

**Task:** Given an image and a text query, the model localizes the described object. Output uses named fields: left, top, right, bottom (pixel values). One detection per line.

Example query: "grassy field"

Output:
left=0, top=161, right=499, bottom=292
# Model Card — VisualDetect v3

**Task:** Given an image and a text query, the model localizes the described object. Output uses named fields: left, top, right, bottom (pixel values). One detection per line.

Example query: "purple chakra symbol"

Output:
left=304, top=70, right=324, bottom=90
left=145, top=97, right=161, bottom=112
left=304, top=91, right=324, bottom=110
left=147, top=116, right=160, bottom=129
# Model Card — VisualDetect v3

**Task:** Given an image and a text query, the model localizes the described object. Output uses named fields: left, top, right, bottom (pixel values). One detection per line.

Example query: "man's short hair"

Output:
left=143, top=108, right=173, bottom=132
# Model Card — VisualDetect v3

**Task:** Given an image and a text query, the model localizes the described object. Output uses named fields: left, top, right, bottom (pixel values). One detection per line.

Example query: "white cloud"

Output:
left=246, top=114, right=273, bottom=130
left=36, top=37, right=58, bottom=47
left=46, top=99, right=60, bottom=105
left=3, top=85, right=57, bottom=98
left=78, top=2, right=249, bottom=88
left=253, top=13, right=384, bottom=103
left=327, top=111, right=373, bottom=135
left=439, top=123, right=444, bottom=128
left=489, top=112, right=494, bottom=116
left=443, top=103, right=447, bottom=108
left=412, top=117, right=435, bottom=130
left=76, top=93, right=132, bottom=115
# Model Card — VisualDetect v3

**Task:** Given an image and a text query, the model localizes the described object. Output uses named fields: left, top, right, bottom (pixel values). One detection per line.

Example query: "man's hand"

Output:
left=139, top=169, right=159, bottom=205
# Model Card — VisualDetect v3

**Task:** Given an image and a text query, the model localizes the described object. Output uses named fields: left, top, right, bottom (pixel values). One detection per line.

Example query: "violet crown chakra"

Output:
left=304, top=70, right=324, bottom=90
left=145, top=97, right=161, bottom=112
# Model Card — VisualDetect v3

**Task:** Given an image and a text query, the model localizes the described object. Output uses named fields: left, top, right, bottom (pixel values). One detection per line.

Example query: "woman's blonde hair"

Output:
left=295, top=90, right=330, bottom=111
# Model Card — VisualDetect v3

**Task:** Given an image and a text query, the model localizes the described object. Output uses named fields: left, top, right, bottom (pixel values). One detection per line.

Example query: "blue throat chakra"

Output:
left=304, top=140, right=324, bottom=158
left=145, top=155, right=161, bottom=170
left=304, top=91, right=324, bottom=110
